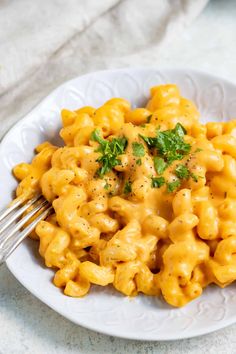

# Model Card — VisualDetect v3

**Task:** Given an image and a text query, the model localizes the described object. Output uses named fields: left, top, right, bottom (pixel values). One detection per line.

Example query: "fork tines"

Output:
left=0, top=195, right=53, bottom=265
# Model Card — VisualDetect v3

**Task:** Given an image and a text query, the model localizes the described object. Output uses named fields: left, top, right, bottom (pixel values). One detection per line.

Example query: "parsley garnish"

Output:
left=91, top=129, right=127, bottom=177
left=175, top=164, right=190, bottom=179
left=104, top=181, right=110, bottom=190
left=140, top=135, right=157, bottom=148
left=91, top=129, right=105, bottom=145
left=190, top=172, right=198, bottom=182
left=151, top=177, right=165, bottom=188
left=154, top=157, right=167, bottom=175
left=175, top=164, right=199, bottom=182
left=136, top=158, right=142, bottom=166
left=124, top=181, right=132, bottom=194
left=140, top=123, right=190, bottom=164
left=167, top=179, right=181, bottom=193
left=132, top=142, right=145, bottom=157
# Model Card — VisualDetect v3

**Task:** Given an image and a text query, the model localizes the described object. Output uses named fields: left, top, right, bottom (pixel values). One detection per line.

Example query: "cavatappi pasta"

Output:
left=13, top=84, right=236, bottom=307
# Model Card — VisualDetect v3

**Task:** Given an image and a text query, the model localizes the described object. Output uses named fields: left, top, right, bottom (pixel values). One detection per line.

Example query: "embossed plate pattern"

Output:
left=2, top=68, right=236, bottom=340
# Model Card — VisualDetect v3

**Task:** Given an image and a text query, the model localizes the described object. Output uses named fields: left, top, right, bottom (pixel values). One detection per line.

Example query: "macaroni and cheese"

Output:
left=13, top=84, right=236, bottom=307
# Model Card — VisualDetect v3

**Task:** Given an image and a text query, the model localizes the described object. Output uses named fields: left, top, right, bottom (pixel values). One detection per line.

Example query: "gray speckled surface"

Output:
left=0, top=266, right=236, bottom=354
left=1, top=263, right=236, bottom=354
left=1, top=0, right=236, bottom=353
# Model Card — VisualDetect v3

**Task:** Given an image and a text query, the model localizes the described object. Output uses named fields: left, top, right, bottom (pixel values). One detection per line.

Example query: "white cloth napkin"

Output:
left=0, top=0, right=208, bottom=138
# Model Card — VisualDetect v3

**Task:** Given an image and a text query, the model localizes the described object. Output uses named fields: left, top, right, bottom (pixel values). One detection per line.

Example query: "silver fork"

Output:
left=0, top=195, right=53, bottom=265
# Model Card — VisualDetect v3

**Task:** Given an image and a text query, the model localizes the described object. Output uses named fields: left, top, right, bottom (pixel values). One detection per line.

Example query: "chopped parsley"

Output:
left=175, top=164, right=199, bottom=182
left=151, top=177, right=165, bottom=188
left=175, top=164, right=190, bottom=179
left=136, top=158, right=142, bottom=166
left=140, top=123, right=191, bottom=164
left=124, top=181, right=132, bottom=194
left=146, top=114, right=152, bottom=123
left=190, top=172, right=198, bottom=182
left=154, top=156, right=167, bottom=175
left=167, top=179, right=181, bottom=193
left=104, top=181, right=110, bottom=190
left=91, top=129, right=104, bottom=145
left=91, top=129, right=127, bottom=177
left=132, top=142, right=145, bottom=157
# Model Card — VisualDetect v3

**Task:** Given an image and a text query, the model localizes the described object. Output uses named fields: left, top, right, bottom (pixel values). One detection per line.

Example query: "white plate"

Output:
left=2, top=68, right=236, bottom=341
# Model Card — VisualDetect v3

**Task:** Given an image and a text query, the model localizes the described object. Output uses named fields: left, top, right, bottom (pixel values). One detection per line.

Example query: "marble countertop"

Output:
left=1, top=0, right=236, bottom=353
